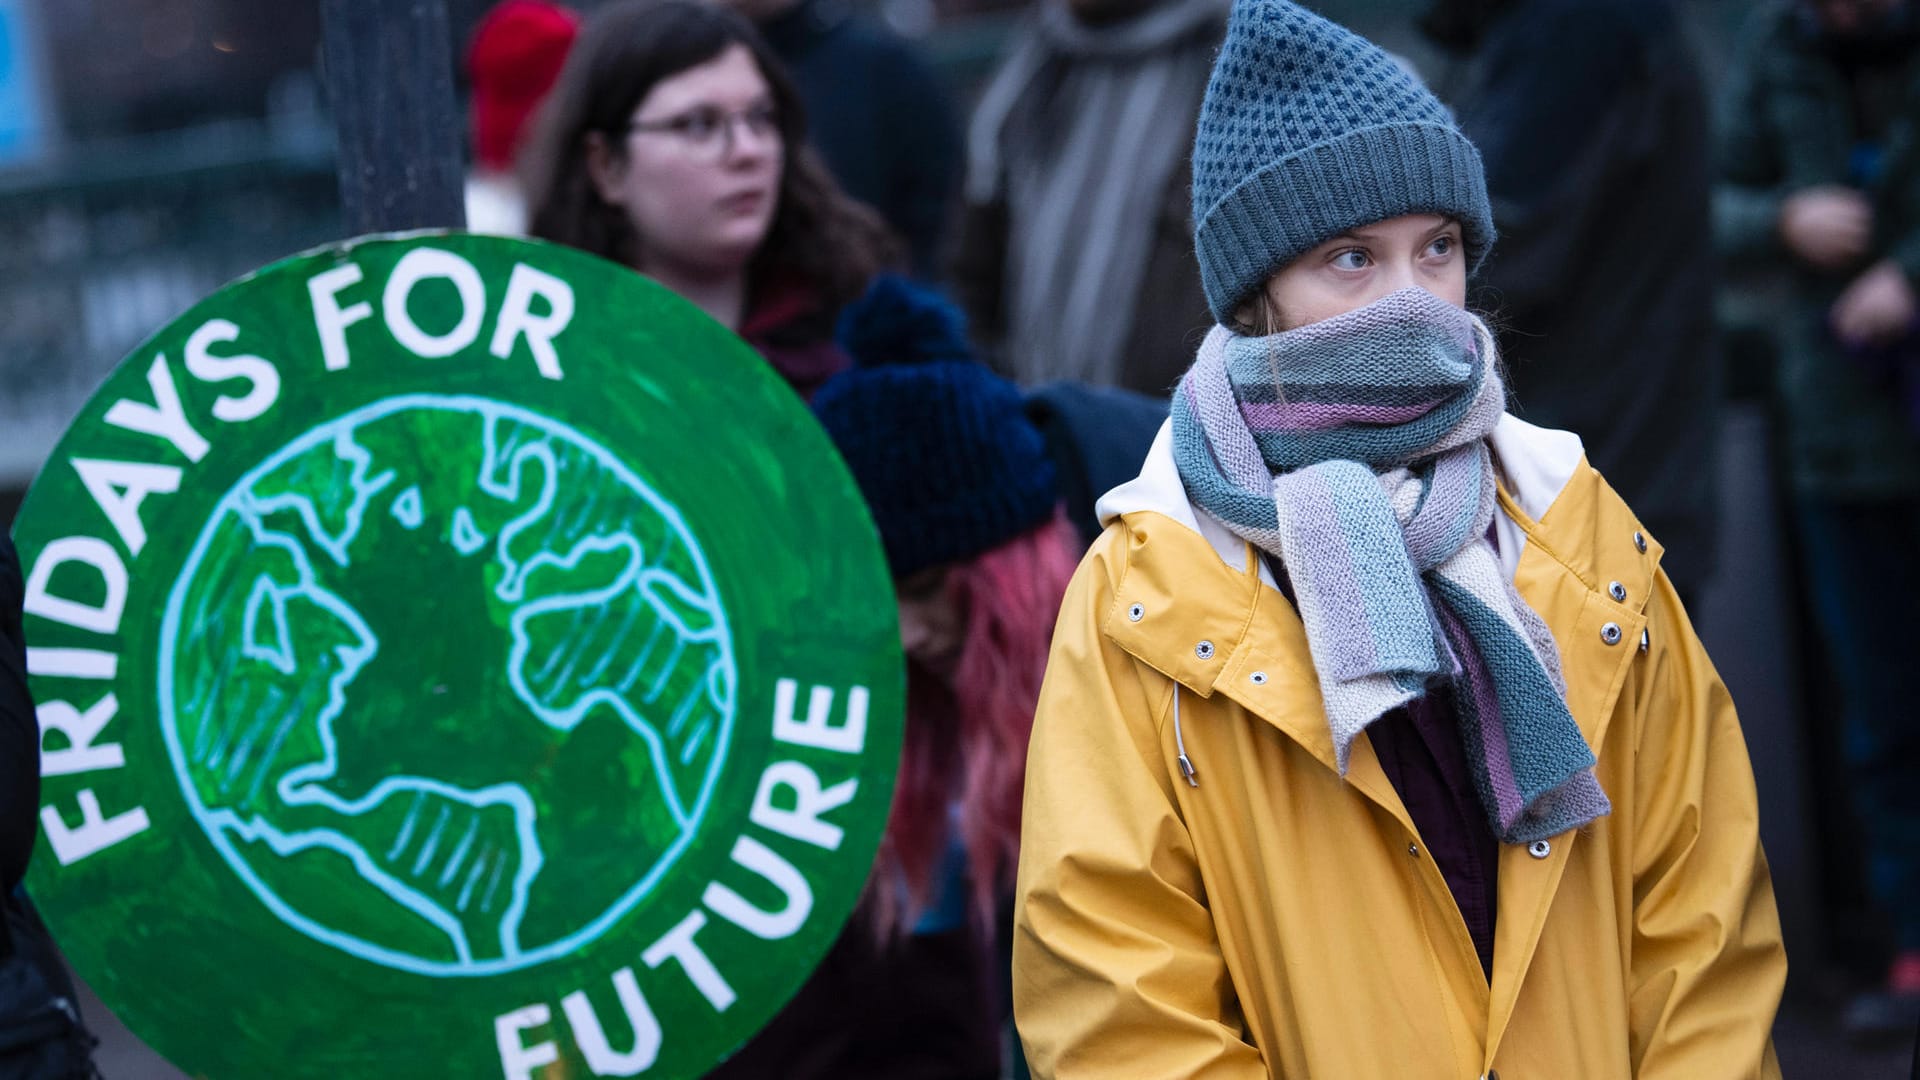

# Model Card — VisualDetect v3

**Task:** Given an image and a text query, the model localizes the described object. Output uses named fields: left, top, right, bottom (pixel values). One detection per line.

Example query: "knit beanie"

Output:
left=1190, top=0, right=1496, bottom=324
left=467, top=0, right=581, bottom=171
left=815, top=277, right=1058, bottom=579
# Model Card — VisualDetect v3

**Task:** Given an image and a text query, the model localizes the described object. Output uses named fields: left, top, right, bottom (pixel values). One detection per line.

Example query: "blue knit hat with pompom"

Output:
left=1190, top=0, right=1496, bottom=324
left=816, top=276, right=1057, bottom=578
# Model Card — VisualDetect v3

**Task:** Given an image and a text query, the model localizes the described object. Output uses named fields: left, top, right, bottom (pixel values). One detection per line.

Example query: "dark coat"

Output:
left=1444, top=0, right=1721, bottom=590
left=1025, top=380, right=1169, bottom=543
left=760, top=0, right=963, bottom=280
left=703, top=917, right=1001, bottom=1080
left=1, top=534, right=36, bottom=900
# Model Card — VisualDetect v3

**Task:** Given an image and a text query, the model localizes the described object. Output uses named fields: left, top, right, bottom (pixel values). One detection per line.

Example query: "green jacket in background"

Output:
left=1716, top=1, right=1920, bottom=500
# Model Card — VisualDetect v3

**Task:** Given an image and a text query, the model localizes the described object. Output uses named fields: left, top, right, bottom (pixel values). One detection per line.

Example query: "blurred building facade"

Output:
left=0, top=0, right=337, bottom=499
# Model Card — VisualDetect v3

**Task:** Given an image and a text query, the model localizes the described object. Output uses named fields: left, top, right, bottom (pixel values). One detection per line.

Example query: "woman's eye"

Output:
left=675, top=110, right=723, bottom=140
left=745, top=104, right=780, bottom=134
left=1428, top=235, right=1458, bottom=257
left=1331, top=249, right=1370, bottom=270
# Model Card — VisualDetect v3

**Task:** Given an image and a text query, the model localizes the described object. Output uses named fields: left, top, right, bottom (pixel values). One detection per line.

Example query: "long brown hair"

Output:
left=520, top=0, right=895, bottom=314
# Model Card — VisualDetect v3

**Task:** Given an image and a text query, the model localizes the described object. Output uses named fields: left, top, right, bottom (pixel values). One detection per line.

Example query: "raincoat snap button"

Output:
left=1600, top=622, right=1623, bottom=646
left=1127, top=603, right=1144, bottom=622
left=1640, top=628, right=1650, bottom=653
left=1195, top=640, right=1215, bottom=660
left=1528, top=840, right=1551, bottom=859
left=1633, top=530, right=1648, bottom=553
left=1407, top=842, right=1419, bottom=857
left=1249, top=671, right=1268, bottom=685
left=1608, top=581, right=1627, bottom=602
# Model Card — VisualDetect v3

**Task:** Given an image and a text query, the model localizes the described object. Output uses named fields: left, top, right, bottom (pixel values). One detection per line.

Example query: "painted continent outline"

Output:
left=156, top=394, right=737, bottom=977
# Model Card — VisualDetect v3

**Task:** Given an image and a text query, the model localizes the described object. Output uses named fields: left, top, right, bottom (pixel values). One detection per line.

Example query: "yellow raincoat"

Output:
left=1014, top=416, right=1785, bottom=1079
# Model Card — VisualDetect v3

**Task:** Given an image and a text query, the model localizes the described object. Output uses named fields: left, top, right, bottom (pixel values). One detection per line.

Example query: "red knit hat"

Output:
left=467, top=0, right=581, bottom=171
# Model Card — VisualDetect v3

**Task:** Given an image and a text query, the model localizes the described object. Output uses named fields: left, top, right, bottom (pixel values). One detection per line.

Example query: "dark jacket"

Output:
left=704, top=916, right=1001, bottom=1080
left=1441, top=0, right=1721, bottom=591
left=1024, top=381, right=1168, bottom=545
left=1716, top=0, right=1920, bottom=500
left=2, top=535, right=36, bottom=901
left=760, top=0, right=963, bottom=280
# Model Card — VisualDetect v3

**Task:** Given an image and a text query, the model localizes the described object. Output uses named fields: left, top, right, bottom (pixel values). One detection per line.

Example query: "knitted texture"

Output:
left=1171, top=289, right=1609, bottom=844
left=816, top=278, right=1057, bottom=578
left=1189, top=0, right=1495, bottom=323
left=836, top=273, right=975, bottom=370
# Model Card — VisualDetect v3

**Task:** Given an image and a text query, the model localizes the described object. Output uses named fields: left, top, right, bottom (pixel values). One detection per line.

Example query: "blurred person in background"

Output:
left=1, top=533, right=98, bottom=1075
left=465, top=0, right=582, bottom=235
left=2, top=536, right=34, bottom=942
left=1718, top=0, right=1920, bottom=1036
left=717, top=0, right=964, bottom=279
left=705, top=276, right=1084, bottom=1078
left=1421, top=0, right=1720, bottom=599
left=1014, top=2, right=1785, bottom=1075
left=952, top=0, right=1226, bottom=395
left=520, top=0, right=896, bottom=400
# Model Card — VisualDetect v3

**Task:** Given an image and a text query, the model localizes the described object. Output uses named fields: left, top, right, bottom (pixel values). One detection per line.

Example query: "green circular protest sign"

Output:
left=14, top=233, right=904, bottom=1078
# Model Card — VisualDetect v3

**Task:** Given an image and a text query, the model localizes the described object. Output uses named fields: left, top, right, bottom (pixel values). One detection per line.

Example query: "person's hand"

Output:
left=1780, top=186, right=1873, bottom=270
left=1831, top=259, right=1917, bottom=346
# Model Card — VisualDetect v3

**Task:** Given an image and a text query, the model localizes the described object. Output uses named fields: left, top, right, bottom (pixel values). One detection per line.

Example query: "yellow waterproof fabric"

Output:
left=1014, top=458, right=1785, bottom=1079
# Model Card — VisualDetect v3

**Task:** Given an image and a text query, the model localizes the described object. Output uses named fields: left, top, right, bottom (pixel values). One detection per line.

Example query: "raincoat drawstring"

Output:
left=1174, top=685, right=1198, bottom=787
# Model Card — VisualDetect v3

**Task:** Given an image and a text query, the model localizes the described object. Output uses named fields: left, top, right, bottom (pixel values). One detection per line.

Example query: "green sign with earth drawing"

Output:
left=13, top=233, right=904, bottom=1078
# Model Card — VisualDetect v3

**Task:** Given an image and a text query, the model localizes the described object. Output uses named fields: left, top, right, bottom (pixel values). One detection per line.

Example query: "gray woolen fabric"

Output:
left=966, top=0, right=1226, bottom=387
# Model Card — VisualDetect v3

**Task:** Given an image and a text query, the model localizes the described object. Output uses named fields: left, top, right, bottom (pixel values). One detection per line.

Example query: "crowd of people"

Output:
left=7, top=0, right=1920, bottom=1075
left=1719, top=0, right=1920, bottom=1037
left=486, top=0, right=1918, bottom=1070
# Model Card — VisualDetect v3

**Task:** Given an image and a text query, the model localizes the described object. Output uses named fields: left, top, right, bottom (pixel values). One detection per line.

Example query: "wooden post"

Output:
left=320, top=0, right=467, bottom=234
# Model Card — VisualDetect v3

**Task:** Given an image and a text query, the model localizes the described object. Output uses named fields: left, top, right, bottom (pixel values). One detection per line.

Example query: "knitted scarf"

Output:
left=1171, top=289, right=1609, bottom=844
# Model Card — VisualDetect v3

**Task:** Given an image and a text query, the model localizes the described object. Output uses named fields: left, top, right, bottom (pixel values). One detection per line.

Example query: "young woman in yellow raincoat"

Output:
left=1010, top=2, right=1787, bottom=1077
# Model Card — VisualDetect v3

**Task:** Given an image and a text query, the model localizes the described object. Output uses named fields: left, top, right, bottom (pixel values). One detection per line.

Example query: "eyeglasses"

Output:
left=627, top=103, right=781, bottom=160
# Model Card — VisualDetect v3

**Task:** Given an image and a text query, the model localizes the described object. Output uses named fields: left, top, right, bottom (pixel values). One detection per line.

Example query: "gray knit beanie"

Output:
left=1190, top=0, right=1496, bottom=324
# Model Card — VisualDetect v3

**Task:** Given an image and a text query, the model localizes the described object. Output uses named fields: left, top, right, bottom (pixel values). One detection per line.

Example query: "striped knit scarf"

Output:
left=1171, top=288, right=1609, bottom=844
left=964, top=0, right=1226, bottom=386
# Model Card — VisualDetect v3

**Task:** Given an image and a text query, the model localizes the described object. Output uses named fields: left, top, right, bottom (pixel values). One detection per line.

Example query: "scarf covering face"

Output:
left=1171, top=288, right=1610, bottom=844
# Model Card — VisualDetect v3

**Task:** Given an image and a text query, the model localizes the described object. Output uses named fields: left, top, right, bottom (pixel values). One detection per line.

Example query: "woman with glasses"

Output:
left=522, top=0, right=895, bottom=400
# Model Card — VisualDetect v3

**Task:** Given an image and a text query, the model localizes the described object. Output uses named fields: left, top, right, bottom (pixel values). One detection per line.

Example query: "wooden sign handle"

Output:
left=320, top=0, right=467, bottom=234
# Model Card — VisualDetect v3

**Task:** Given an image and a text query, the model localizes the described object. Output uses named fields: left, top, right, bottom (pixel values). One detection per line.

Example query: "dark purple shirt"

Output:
left=1368, top=691, right=1501, bottom=980
left=1261, top=554, right=1501, bottom=979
